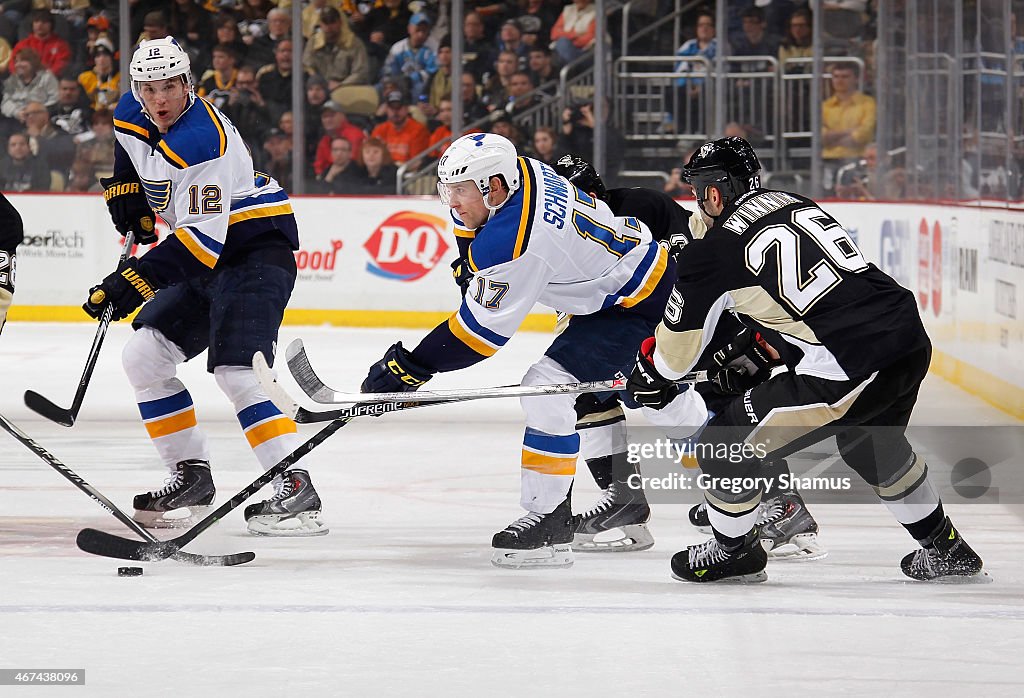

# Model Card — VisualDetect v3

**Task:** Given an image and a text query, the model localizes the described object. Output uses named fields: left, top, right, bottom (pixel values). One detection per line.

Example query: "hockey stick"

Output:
left=283, top=338, right=641, bottom=407
left=0, top=412, right=254, bottom=567
left=74, top=383, right=457, bottom=563
left=24, top=232, right=135, bottom=427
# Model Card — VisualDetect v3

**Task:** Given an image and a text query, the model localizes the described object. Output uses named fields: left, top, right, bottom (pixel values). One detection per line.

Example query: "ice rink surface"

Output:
left=1, top=322, right=1022, bottom=697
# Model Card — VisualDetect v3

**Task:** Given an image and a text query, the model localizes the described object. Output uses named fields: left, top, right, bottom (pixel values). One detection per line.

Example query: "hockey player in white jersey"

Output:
left=82, top=37, right=327, bottom=536
left=359, top=133, right=678, bottom=568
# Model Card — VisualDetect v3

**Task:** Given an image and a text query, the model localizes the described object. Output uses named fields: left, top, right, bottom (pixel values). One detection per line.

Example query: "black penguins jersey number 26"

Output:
left=657, top=188, right=929, bottom=383
left=743, top=204, right=868, bottom=315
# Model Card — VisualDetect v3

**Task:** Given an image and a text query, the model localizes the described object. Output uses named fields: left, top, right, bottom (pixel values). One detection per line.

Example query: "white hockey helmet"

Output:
left=130, top=37, right=195, bottom=117
left=437, top=133, right=521, bottom=213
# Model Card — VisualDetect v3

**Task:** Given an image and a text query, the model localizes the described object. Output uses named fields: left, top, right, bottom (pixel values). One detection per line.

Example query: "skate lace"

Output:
left=508, top=511, right=544, bottom=531
left=756, top=497, right=786, bottom=526
left=581, top=484, right=618, bottom=519
left=150, top=469, right=185, bottom=498
left=909, top=548, right=937, bottom=576
left=688, top=538, right=729, bottom=568
left=270, top=474, right=296, bottom=500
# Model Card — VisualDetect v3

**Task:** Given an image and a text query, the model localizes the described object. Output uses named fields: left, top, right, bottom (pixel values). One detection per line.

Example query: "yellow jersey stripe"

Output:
left=174, top=228, right=218, bottom=268
left=244, top=416, right=298, bottom=449
left=158, top=140, right=189, bottom=168
left=521, top=450, right=577, bottom=475
left=144, top=409, right=198, bottom=439
left=513, top=157, right=534, bottom=259
left=199, top=97, right=227, bottom=157
left=113, top=118, right=149, bottom=138
left=453, top=227, right=476, bottom=239
left=447, top=313, right=497, bottom=357
left=620, top=246, right=668, bottom=308
left=228, top=202, right=294, bottom=225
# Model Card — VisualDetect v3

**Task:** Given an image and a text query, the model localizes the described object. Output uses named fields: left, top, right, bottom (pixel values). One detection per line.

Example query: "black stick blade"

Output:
left=171, top=550, right=256, bottom=567
left=76, top=528, right=179, bottom=561
left=24, top=390, right=76, bottom=427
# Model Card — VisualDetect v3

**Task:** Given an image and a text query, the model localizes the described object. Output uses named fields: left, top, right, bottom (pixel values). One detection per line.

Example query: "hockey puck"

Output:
left=117, top=566, right=143, bottom=577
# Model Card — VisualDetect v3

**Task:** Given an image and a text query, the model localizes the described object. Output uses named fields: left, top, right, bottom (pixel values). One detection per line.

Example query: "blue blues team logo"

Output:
left=140, top=177, right=172, bottom=213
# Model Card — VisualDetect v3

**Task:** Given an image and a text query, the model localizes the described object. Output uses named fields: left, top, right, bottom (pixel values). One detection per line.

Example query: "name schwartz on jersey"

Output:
left=419, top=156, right=669, bottom=372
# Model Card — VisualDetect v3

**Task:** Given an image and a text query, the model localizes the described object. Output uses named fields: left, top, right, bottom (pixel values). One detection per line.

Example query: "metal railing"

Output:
left=614, top=55, right=711, bottom=143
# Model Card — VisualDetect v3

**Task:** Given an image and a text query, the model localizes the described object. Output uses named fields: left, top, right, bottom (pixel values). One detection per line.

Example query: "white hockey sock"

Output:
left=123, top=327, right=209, bottom=469
left=215, top=366, right=302, bottom=470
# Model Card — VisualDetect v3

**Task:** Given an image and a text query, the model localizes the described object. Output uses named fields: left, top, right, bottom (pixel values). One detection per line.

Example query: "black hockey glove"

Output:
left=361, top=342, right=435, bottom=393
left=83, top=257, right=156, bottom=321
left=101, top=177, right=158, bottom=245
left=708, top=327, right=782, bottom=395
left=627, top=337, right=681, bottom=409
left=451, top=257, right=472, bottom=297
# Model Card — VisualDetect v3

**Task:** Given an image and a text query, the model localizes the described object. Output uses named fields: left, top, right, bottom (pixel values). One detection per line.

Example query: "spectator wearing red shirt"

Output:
left=370, top=90, right=429, bottom=166
left=11, top=10, right=71, bottom=78
left=314, top=100, right=366, bottom=175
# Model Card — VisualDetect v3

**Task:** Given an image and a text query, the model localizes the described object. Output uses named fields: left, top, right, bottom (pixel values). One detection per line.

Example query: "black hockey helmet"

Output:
left=554, top=153, right=607, bottom=200
left=681, top=137, right=761, bottom=210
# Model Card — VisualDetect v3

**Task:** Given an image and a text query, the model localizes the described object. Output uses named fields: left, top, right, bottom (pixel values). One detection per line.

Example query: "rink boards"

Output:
left=6, top=193, right=1024, bottom=416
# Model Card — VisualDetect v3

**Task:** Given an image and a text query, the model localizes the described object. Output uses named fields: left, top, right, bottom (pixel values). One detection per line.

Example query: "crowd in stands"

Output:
left=0, top=1, right=960, bottom=199
left=0, top=1, right=610, bottom=195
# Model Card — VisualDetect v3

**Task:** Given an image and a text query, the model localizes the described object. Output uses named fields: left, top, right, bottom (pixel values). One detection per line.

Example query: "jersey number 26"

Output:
left=745, top=207, right=867, bottom=314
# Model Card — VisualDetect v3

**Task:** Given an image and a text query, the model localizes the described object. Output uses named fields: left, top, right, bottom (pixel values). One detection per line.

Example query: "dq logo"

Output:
left=363, top=211, right=449, bottom=281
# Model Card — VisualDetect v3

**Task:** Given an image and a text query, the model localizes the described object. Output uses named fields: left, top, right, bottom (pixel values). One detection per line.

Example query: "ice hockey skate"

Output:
left=244, top=469, right=328, bottom=536
left=756, top=490, right=828, bottom=560
left=688, top=500, right=711, bottom=534
left=690, top=493, right=827, bottom=560
left=572, top=481, right=654, bottom=552
left=901, top=518, right=991, bottom=583
left=492, top=496, right=574, bottom=569
left=133, top=459, right=215, bottom=528
left=670, top=530, right=768, bottom=583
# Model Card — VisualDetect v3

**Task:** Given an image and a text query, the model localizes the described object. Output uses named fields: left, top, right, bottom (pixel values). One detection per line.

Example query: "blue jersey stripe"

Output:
left=602, top=243, right=659, bottom=309
left=187, top=225, right=224, bottom=255
left=459, top=303, right=509, bottom=347
left=524, top=428, right=581, bottom=455
left=230, top=188, right=290, bottom=211
left=237, top=400, right=283, bottom=429
left=138, top=390, right=193, bottom=420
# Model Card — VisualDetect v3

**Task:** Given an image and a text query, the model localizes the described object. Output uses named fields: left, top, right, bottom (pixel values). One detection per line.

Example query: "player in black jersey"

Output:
left=0, top=194, right=23, bottom=337
left=627, top=137, right=988, bottom=583
left=555, top=155, right=824, bottom=558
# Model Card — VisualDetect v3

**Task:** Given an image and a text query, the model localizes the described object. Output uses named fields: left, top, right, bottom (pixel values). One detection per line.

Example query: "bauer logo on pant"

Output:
left=363, top=211, right=449, bottom=282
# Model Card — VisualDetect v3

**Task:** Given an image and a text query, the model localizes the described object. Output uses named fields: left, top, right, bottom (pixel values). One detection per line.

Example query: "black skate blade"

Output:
left=24, top=390, right=76, bottom=427
left=76, top=528, right=179, bottom=562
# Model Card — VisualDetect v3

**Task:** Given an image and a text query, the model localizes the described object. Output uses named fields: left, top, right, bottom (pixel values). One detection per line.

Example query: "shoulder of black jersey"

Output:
left=467, top=157, right=538, bottom=271
left=608, top=186, right=693, bottom=242
left=674, top=235, right=726, bottom=279
left=155, top=97, right=228, bottom=170
left=112, top=92, right=156, bottom=143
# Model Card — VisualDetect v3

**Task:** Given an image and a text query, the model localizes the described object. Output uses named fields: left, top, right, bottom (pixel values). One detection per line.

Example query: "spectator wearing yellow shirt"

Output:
left=77, top=39, right=120, bottom=111
left=822, top=62, right=876, bottom=192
